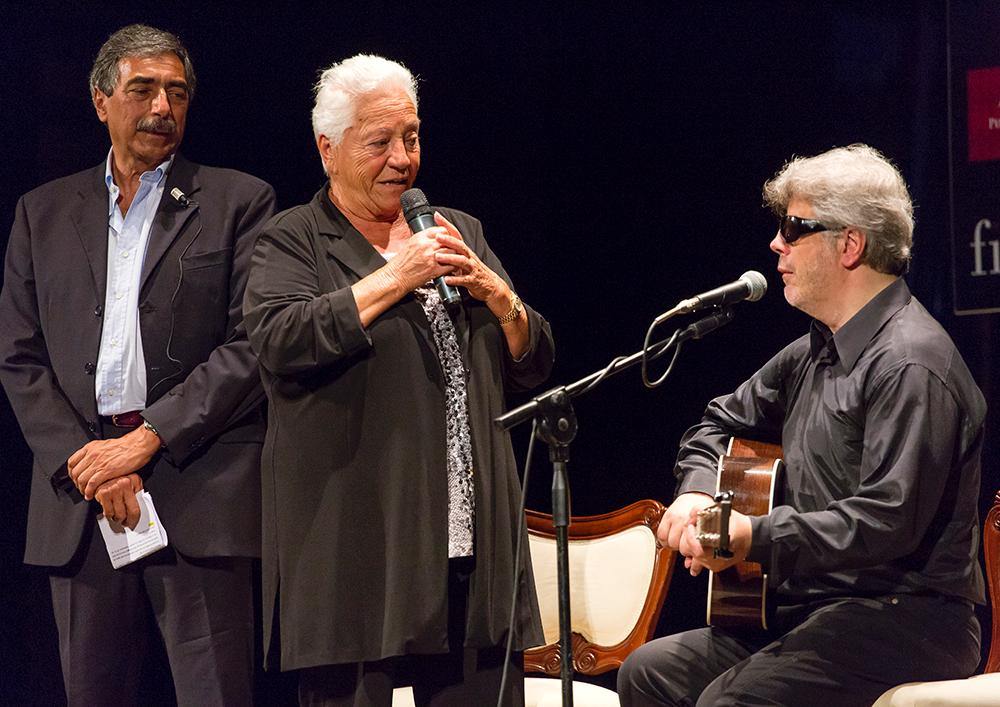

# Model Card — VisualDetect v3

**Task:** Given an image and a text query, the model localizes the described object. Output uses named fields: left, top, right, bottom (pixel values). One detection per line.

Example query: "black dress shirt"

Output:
left=674, top=278, right=986, bottom=604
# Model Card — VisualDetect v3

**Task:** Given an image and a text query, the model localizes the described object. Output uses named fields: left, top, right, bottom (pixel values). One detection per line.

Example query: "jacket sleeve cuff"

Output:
left=746, top=514, right=772, bottom=566
left=506, top=305, right=541, bottom=368
left=49, top=463, right=85, bottom=502
left=331, top=287, right=373, bottom=355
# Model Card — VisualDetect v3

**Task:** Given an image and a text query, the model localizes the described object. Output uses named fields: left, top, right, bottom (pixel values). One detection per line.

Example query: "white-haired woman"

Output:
left=244, top=54, right=553, bottom=705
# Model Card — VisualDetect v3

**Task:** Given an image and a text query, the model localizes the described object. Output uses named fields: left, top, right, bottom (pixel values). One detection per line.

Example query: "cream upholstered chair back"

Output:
left=522, top=499, right=675, bottom=705
left=872, top=489, right=1000, bottom=706
left=394, top=499, right=676, bottom=707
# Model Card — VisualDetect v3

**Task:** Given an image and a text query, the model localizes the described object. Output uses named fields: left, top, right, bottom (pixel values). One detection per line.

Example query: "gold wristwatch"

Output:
left=498, top=294, right=523, bottom=326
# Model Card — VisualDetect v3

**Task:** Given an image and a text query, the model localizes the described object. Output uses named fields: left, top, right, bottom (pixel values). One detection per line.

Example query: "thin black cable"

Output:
left=147, top=204, right=201, bottom=399
left=641, top=318, right=684, bottom=388
left=579, top=320, right=683, bottom=398
left=496, top=417, right=538, bottom=707
left=577, top=354, right=628, bottom=396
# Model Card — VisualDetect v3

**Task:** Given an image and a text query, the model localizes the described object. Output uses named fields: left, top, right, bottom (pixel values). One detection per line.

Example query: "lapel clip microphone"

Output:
left=170, top=187, right=192, bottom=208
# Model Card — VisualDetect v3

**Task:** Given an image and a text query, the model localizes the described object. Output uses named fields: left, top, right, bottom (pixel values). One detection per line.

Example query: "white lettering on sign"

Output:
left=970, top=219, right=1000, bottom=276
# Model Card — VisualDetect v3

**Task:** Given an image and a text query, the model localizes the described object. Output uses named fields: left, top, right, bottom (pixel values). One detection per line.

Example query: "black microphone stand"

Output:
left=495, top=307, right=735, bottom=707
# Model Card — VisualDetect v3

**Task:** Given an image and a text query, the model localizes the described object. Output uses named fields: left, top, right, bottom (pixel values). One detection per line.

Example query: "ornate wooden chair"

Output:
left=393, top=499, right=676, bottom=706
left=523, top=499, right=677, bottom=706
left=872, top=489, right=1000, bottom=706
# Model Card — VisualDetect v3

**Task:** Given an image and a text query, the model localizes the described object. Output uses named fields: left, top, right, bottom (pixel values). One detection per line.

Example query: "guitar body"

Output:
left=706, top=437, right=783, bottom=631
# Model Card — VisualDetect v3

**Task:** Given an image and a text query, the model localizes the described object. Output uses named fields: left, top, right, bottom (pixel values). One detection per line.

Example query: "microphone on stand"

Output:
left=655, top=271, right=767, bottom=324
left=675, top=270, right=768, bottom=313
left=400, top=188, right=461, bottom=306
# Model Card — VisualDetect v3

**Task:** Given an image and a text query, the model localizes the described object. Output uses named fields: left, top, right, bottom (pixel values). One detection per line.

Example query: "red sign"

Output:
left=967, top=67, right=1000, bottom=162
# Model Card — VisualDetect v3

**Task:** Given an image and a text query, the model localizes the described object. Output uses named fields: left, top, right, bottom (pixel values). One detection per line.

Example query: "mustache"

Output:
left=136, top=116, right=177, bottom=134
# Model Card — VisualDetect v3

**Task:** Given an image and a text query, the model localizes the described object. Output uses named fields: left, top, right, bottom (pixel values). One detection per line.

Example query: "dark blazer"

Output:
left=0, top=154, right=276, bottom=566
left=244, top=187, right=553, bottom=670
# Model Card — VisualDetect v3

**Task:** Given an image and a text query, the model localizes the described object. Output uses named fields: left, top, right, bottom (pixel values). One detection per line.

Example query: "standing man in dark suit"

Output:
left=0, top=24, right=275, bottom=705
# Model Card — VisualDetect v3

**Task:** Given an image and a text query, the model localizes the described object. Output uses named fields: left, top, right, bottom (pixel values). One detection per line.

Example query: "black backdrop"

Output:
left=1, top=2, right=997, bottom=704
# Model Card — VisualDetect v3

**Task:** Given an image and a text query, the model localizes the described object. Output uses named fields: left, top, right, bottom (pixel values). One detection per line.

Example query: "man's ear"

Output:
left=841, top=227, right=866, bottom=269
left=93, top=88, right=110, bottom=124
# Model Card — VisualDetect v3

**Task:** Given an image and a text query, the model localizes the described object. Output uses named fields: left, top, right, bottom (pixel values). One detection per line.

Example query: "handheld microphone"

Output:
left=170, top=187, right=192, bottom=208
left=400, top=188, right=461, bottom=306
left=674, top=271, right=767, bottom=314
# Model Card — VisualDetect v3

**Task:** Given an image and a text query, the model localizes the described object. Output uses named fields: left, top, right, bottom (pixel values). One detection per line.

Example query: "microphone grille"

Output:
left=740, top=270, right=768, bottom=302
left=400, top=188, right=430, bottom=219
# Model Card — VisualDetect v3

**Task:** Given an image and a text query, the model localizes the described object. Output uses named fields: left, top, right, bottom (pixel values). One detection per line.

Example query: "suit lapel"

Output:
left=140, top=154, right=200, bottom=290
left=71, top=164, right=113, bottom=302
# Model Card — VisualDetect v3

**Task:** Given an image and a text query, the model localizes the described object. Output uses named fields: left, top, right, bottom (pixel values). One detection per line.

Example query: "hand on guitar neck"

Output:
left=656, top=492, right=714, bottom=549
left=655, top=491, right=752, bottom=576
left=682, top=504, right=752, bottom=576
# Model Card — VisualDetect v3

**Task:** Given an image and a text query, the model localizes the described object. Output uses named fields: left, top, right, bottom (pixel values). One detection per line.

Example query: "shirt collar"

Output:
left=811, top=277, right=911, bottom=373
left=314, top=182, right=352, bottom=234
left=104, top=149, right=174, bottom=213
left=808, top=320, right=836, bottom=362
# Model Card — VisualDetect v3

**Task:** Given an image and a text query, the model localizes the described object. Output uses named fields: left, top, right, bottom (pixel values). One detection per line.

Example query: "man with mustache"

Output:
left=0, top=24, right=274, bottom=705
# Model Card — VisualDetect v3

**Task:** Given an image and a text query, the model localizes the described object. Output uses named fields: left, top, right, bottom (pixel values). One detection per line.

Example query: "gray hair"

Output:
left=89, top=24, right=196, bottom=100
left=311, top=54, right=418, bottom=150
left=763, top=144, right=914, bottom=276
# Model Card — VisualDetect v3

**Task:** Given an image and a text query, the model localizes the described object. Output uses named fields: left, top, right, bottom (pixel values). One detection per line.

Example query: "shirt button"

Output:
left=116, top=292, right=124, bottom=300
left=111, top=339, right=120, bottom=346
left=84, top=362, right=96, bottom=374
left=94, top=305, right=103, bottom=317
left=121, top=251, right=130, bottom=259
left=107, top=388, right=117, bottom=396
left=890, top=597, right=899, bottom=605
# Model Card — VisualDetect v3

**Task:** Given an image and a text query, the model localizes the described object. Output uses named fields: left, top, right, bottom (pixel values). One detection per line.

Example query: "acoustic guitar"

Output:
left=695, top=437, right=783, bottom=630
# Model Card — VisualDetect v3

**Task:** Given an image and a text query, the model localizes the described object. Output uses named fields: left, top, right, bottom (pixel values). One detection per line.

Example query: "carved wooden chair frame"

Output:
left=524, top=498, right=676, bottom=676
left=984, top=489, right=999, bottom=673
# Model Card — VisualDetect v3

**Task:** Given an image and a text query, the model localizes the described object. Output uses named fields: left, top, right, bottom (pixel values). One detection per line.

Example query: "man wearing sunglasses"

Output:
left=619, top=144, right=985, bottom=706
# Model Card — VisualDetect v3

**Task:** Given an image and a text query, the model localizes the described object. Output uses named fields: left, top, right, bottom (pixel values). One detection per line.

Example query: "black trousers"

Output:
left=48, top=513, right=254, bottom=707
left=298, top=558, right=524, bottom=707
left=617, top=594, right=981, bottom=707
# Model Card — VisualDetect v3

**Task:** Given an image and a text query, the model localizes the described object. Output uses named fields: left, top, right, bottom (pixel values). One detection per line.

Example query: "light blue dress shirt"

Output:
left=95, top=151, right=173, bottom=415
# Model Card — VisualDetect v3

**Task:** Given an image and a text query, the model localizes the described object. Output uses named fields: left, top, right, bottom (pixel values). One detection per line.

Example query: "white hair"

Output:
left=763, top=144, right=914, bottom=276
left=311, top=54, right=418, bottom=149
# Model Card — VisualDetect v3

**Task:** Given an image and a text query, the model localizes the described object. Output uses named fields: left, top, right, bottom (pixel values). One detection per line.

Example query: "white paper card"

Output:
left=97, top=490, right=169, bottom=568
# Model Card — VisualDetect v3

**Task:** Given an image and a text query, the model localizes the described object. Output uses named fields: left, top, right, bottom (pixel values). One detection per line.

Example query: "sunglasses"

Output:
left=778, top=214, right=838, bottom=244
